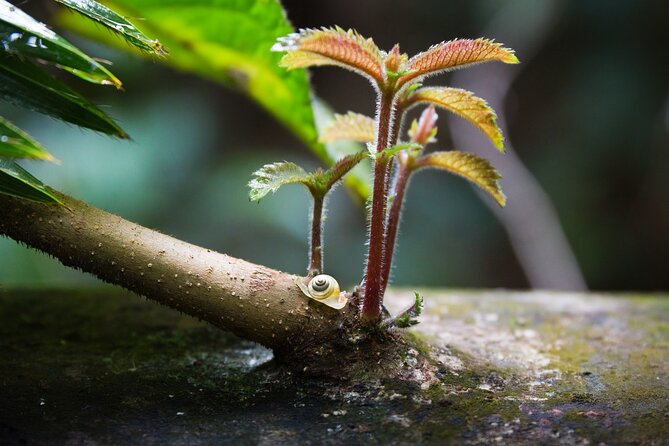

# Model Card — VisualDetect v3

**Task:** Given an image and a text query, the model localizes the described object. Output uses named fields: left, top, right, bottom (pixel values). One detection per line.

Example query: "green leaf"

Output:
left=323, top=151, right=367, bottom=191
left=53, top=0, right=166, bottom=55
left=415, top=151, right=506, bottom=206
left=248, top=161, right=312, bottom=202
left=376, top=143, right=422, bottom=159
left=0, top=52, right=128, bottom=138
left=312, top=98, right=371, bottom=202
left=0, top=116, right=54, bottom=160
left=58, top=0, right=370, bottom=202
left=389, top=292, right=423, bottom=328
left=0, top=159, right=61, bottom=204
left=0, top=0, right=121, bottom=88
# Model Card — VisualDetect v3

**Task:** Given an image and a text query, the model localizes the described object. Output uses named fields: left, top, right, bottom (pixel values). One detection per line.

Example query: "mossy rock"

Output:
left=0, top=288, right=667, bottom=445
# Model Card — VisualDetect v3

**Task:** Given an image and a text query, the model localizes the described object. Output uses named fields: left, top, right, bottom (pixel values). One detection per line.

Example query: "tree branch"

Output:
left=0, top=191, right=343, bottom=353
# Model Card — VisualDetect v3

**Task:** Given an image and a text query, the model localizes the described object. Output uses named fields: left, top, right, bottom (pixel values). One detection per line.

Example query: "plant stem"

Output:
left=361, top=90, right=395, bottom=321
left=380, top=159, right=411, bottom=296
left=308, top=196, right=324, bottom=275
left=378, top=104, right=409, bottom=295
left=381, top=104, right=404, bottom=208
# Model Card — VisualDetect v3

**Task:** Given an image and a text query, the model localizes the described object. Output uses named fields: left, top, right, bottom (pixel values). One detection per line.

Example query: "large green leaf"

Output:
left=59, top=0, right=370, bottom=201
left=0, top=159, right=61, bottom=204
left=0, top=0, right=121, bottom=88
left=53, top=0, right=166, bottom=55
left=0, top=116, right=54, bottom=160
left=0, top=52, right=128, bottom=138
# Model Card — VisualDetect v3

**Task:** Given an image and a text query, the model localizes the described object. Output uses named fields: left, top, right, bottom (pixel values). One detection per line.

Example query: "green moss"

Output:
left=2, top=288, right=668, bottom=444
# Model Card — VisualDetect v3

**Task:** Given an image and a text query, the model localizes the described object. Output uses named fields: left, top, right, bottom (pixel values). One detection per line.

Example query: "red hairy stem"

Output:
left=379, top=158, right=411, bottom=296
left=381, top=104, right=405, bottom=199
left=361, top=90, right=395, bottom=321
left=377, top=104, right=405, bottom=294
left=308, top=196, right=324, bottom=275
left=379, top=105, right=432, bottom=295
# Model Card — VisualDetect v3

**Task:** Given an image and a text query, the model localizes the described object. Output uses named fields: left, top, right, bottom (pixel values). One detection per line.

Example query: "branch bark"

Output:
left=0, top=191, right=343, bottom=353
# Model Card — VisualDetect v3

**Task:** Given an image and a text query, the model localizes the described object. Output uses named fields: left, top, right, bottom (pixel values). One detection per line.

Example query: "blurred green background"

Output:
left=1, top=0, right=667, bottom=292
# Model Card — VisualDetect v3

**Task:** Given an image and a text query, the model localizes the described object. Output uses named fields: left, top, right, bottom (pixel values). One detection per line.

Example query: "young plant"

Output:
left=249, top=151, right=367, bottom=276
left=258, top=27, right=517, bottom=324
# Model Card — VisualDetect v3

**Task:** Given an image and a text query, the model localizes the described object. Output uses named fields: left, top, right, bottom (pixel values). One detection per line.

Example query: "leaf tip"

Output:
left=496, top=190, right=507, bottom=207
left=505, top=52, right=520, bottom=64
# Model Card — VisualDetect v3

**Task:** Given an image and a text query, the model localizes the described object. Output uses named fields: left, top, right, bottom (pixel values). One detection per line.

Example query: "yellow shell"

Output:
left=296, top=274, right=348, bottom=310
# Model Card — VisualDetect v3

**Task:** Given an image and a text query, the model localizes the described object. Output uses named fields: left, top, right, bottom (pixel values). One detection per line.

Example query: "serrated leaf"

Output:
left=384, top=44, right=408, bottom=74
left=312, top=97, right=371, bottom=202
left=319, top=111, right=376, bottom=144
left=0, top=0, right=121, bottom=88
left=274, top=26, right=385, bottom=85
left=0, top=52, right=128, bottom=138
left=0, top=159, right=61, bottom=204
left=399, top=38, right=518, bottom=86
left=248, top=162, right=312, bottom=202
left=0, top=116, right=54, bottom=160
left=415, top=151, right=506, bottom=206
left=58, top=2, right=370, bottom=203
left=54, top=0, right=166, bottom=55
left=405, top=87, right=504, bottom=151
left=323, top=151, right=367, bottom=191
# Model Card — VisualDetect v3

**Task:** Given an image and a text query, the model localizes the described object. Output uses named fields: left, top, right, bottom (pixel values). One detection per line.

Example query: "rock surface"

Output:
left=0, top=288, right=667, bottom=445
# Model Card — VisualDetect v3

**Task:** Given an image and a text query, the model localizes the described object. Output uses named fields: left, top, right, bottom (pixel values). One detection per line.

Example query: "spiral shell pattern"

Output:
left=308, top=275, right=340, bottom=300
left=296, top=274, right=347, bottom=310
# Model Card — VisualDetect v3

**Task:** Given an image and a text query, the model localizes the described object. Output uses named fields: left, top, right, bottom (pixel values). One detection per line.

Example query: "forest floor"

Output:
left=0, top=288, right=667, bottom=445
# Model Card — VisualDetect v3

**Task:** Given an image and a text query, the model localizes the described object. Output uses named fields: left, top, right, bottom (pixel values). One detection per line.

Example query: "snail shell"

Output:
left=296, top=274, right=348, bottom=310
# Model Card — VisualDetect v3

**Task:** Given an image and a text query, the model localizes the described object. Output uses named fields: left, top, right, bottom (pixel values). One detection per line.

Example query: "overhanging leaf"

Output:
left=0, top=0, right=121, bottom=88
left=58, top=1, right=370, bottom=202
left=404, top=87, right=504, bottom=151
left=54, top=0, right=166, bottom=55
left=415, top=151, right=506, bottom=206
left=0, top=159, right=61, bottom=204
left=274, top=27, right=385, bottom=85
left=399, top=38, right=518, bottom=86
left=0, top=52, right=128, bottom=138
left=319, top=111, right=376, bottom=144
left=0, top=116, right=54, bottom=160
left=248, top=161, right=312, bottom=202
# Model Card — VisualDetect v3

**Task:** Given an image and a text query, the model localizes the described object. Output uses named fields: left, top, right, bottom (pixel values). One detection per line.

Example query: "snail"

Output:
left=296, top=274, right=348, bottom=310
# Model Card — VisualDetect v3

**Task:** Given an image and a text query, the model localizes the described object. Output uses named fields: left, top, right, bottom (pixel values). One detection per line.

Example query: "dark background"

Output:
left=1, top=0, right=667, bottom=292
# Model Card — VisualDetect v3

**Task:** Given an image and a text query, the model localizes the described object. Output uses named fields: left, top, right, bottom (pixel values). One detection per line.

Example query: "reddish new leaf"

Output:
left=408, top=105, right=438, bottom=146
left=273, top=27, right=385, bottom=85
left=399, top=38, right=518, bottom=86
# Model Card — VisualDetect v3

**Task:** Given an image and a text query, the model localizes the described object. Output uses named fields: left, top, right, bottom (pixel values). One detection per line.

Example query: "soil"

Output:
left=0, top=288, right=667, bottom=445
